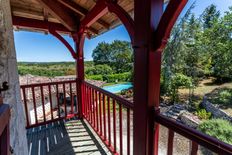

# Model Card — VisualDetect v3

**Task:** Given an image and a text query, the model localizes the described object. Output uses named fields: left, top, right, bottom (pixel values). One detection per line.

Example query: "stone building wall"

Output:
left=0, top=0, right=28, bottom=154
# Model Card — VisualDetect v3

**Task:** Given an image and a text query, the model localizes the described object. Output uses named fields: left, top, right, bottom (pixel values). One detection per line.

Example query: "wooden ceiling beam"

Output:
left=79, top=0, right=108, bottom=30
left=58, top=0, right=110, bottom=29
left=12, top=16, right=71, bottom=34
left=36, top=0, right=78, bottom=31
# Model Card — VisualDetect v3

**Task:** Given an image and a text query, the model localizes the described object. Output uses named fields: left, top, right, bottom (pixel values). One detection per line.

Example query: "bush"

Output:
left=167, top=73, right=193, bottom=103
left=103, top=72, right=131, bottom=83
left=195, top=109, right=211, bottom=120
left=171, top=73, right=192, bottom=88
left=85, top=64, right=113, bottom=76
left=121, top=88, right=133, bottom=98
left=86, top=75, right=103, bottom=81
left=198, top=119, right=232, bottom=145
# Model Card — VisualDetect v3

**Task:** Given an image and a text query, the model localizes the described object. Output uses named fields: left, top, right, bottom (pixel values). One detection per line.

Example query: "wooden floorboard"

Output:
left=26, top=118, right=111, bottom=155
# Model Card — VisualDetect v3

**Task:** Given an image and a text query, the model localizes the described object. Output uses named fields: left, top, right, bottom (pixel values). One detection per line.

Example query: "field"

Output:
left=18, top=61, right=94, bottom=77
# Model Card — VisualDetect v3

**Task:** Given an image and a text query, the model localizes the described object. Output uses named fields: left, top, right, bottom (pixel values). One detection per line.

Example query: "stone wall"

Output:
left=0, top=0, right=28, bottom=154
left=201, top=97, right=232, bottom=122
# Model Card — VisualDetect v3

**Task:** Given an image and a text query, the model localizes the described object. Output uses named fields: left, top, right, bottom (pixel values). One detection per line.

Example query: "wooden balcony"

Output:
left=18, top=80, right=232, bottom=155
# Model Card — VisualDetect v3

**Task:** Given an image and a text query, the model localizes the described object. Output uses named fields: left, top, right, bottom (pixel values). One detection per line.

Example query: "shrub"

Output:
left=121, top=88, right=133, bottom=98
left=209, top=88, right=232, bottom=106
left=86, top=75, right=103, bottom=81
left=94, top=64, right=113, bottom=75
left=85, top=64, right=113, bottom=76
left=195, top=109, right=211, bottom=120
left=103, top=72, right=131, bottom=83
left=167, top=73, right=193, bottom=103
left=198, top=119, right=232, bottom=145
left=171, top=73, right=192, bottom=88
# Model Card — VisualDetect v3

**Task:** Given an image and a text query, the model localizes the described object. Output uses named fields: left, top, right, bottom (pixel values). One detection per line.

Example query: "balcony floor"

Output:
left=27, top=118, right=112, bottom=155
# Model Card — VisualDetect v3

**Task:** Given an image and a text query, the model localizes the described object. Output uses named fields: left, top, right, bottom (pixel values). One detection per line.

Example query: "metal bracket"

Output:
left=0, top=82, right=8, bottom=94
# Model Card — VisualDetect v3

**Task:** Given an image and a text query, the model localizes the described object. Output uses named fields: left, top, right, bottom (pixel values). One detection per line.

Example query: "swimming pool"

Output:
left=102, top=83, right=133, bottom=93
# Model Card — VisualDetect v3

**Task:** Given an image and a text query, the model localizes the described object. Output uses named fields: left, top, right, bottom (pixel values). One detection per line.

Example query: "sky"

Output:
left=14, top=0, right=232, bottom=62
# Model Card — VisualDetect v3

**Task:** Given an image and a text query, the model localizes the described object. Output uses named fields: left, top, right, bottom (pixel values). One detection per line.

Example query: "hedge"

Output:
left=86, top=75, right=103, bottom=81
left=103, top=72, right=131, bottom=82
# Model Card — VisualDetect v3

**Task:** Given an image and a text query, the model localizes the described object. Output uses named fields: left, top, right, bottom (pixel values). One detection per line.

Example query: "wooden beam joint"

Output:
left=153, top=0, right=188, bottom=51
left=36, top=0, right=78, bottom=31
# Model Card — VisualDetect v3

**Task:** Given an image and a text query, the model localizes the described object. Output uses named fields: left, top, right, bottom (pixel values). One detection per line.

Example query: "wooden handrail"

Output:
left=20, top=79, right=77, bottom=88
left=0, top=104, right=10, bottom=155
left=154, top=112, right=232, bottom=155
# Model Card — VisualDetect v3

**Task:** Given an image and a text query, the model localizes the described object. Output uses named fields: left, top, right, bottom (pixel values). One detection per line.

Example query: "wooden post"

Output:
left=74, top=33, right=85, bottom=119
left=133, top=0, right=163, bottom=155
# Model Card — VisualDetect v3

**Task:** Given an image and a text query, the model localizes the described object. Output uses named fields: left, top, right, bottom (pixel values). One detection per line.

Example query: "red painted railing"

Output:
left=20, top=80, right=232, bottom=155
left=154, top=111, right=232, bottom=155
left=83, top=81, right=133, bottom=155
left=20, top=80, right=78, bottom=128
left=0, top=104, right=10, bottom=155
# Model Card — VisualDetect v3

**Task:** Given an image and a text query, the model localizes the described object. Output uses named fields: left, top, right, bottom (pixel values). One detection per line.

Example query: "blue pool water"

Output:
left=103, top=83, right=133, bottom=93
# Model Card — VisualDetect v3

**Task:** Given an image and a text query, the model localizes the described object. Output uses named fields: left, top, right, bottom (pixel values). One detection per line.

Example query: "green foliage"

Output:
left=17, top=62, right=75, bottom=77
left=202, top=4, right=220, bottom=29
left=209, top=88, right=232, bottom=106
left=85, top=64, right=113, bottom=75
left=86, top=75, right=103, bottom=81
left=195, top=109, right=211, bottom=120
left=92, top=40, right=133, bottom=73
left=121, top=88, right=133, bottom=98
left=198, top=119, right=232, bottom=145
left=171, top=73, right=192, bottom=88
left=161, top=4, right=232, bottom=103
left=103, top=72, right=131, bottom=83
left=167, top=73, right=193, bottom=103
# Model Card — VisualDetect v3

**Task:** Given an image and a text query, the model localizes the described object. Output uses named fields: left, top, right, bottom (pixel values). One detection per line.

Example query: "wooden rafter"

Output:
left=58, top=0, right=110, bottom=29
left=80, top=0, right=108, bottom=29
left=12, top=16, right=71, bottom=34
left=36, top=0, right=78, bottom=31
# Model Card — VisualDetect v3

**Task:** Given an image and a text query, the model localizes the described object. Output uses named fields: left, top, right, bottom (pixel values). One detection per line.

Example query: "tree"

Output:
left=201, top=4, right=220, bottom=29
left=92, top=40, right=133, bottom=73
left=92, top=42, right=112, bottom=65
left=110, top=40, right=133, bottom=73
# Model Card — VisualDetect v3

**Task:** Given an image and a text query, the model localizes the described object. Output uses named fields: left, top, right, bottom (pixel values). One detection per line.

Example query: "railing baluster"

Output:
left=82, top=84, right=84, bottom=118
left=113, top=100, right=117, bottom=152
left=87, top=85, right=90, bottom=121
left=69, top=82, right=73, bottom=114
left=32, top=86, right=38, bottom=124
left=119, top=104, right=123, bottom=155
left=48, top=84, right=54, bottom=120
left=99, top=92, right=102, bottom=136
left=75, top=80, right=78, bottom=113
left=22, top=88, right=30, bottom=127
left=84, top=84, right=87, bottom=117
left=167, top=129, right=174, bottom=155
left=107, top=96, right=111, bottom=146
left=95, top=91, right=99, bottom=131
left=40, top=85, right=46, bottom=122
left=63, top=83, right=67, bottom=117
left=190, top=141, right=198, bottom=155
left=56, top=84, right=61, bottom=119
left=90, top=87, right=93, bottom=125
left=103, top=94, right=106, bottom=140
left=93, top=89, right=96, bottom=128
left=127, top=108, right=130, bottom=155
